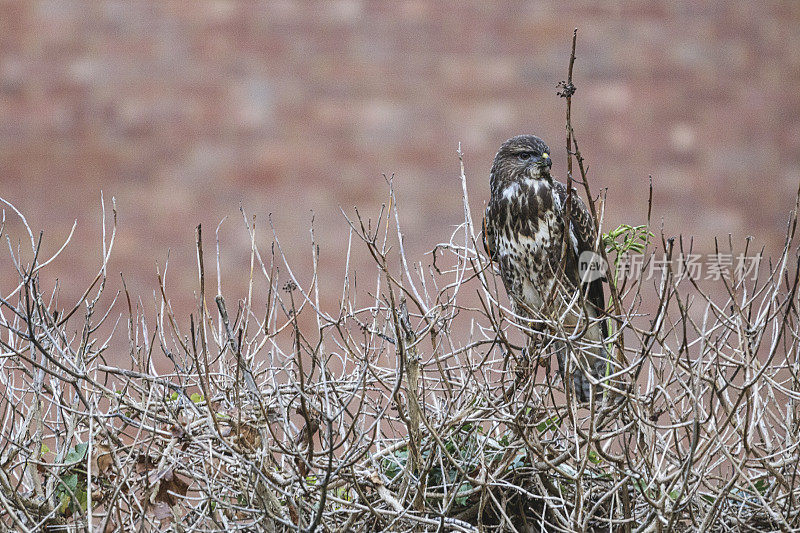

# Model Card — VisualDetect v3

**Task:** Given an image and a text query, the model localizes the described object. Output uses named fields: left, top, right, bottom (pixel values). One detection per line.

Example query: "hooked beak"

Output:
left=539, top=152, right=552, bottom=169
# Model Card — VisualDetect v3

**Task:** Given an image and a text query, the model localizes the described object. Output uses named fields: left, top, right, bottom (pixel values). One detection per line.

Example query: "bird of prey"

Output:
left=483, top=134, right=609, bottom=402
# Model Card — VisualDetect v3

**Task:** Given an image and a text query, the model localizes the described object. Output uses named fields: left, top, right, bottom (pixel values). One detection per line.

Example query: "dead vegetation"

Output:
left=1, top=32, right=799, bottom=533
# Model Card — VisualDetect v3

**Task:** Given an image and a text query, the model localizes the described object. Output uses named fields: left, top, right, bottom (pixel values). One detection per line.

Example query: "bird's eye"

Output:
left=518, top=152, right=533, bottom=161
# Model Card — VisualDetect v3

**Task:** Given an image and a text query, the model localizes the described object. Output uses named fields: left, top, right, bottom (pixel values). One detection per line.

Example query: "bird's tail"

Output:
left=555, top=314, right=611, bottom=403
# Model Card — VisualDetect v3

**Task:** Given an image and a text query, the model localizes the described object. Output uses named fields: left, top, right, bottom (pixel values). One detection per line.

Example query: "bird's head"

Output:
left=490, top=135, right=553, bottom=188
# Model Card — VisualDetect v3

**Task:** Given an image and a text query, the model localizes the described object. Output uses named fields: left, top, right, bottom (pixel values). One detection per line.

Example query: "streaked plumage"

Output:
left=483, top=134, right=608, bottom=401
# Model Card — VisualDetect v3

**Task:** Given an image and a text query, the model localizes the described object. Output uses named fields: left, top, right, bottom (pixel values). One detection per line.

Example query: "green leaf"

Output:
left=190, top=392, right=204, bottom=404
left=62, top=473, right=78, bottom=492
left=75, top=488, right=87, bottom=512
left=510, top=453, right=526, bottom=469
left=56, top=472, right=88, bottom=515
left=536, top=416, right=561, bottom=433
left=455, top=481, right=472, bottom=506
left=65, top=442, right=89, bottom=465
left=587, top=450, right=601, bottom=464
left=167, top=392, right=178, bottom=402
left=58, top=491, right=71, bottom=514
left=40, top=443, right=50, bottom=456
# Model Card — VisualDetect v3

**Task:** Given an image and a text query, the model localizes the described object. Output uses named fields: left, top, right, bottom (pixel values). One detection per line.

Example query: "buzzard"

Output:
left=483, top=134, right=608, bottom=402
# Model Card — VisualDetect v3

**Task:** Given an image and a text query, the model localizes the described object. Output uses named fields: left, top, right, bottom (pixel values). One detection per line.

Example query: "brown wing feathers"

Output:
left=554, top=182, right=608, bottom=337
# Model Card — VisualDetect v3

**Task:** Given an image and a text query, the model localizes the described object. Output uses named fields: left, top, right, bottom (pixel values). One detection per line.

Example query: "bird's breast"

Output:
left=488, top=183, right=565, bottom=311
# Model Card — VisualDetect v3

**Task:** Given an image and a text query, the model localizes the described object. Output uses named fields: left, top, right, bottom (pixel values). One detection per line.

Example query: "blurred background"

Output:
left=1, top=1, right=799, bottom=318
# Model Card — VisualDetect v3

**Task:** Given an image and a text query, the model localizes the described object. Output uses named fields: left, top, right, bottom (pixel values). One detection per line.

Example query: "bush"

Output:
left=1, top=166, right=799, bottom=532
left=1, top=34, right=798, bottom=532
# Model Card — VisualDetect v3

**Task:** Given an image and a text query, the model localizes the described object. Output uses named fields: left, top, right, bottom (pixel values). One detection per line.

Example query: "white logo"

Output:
left=578, top=251, right=607, bottom=283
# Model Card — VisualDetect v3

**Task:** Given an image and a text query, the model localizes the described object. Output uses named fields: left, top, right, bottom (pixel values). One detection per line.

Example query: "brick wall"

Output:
left=1, top=1, right=798, bottom=315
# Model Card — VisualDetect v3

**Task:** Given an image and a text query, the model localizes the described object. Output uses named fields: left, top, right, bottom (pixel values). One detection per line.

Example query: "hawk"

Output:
left=483, top=134, right=608, bottom=402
